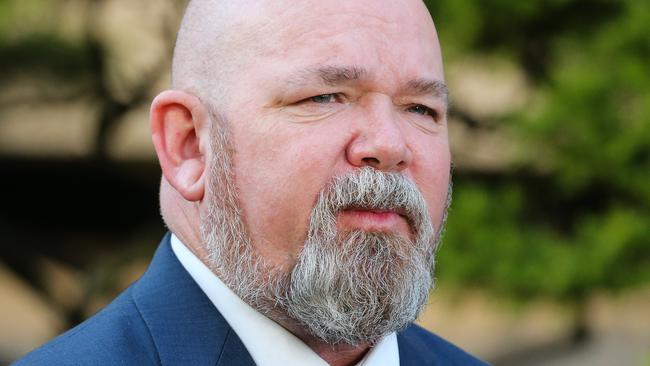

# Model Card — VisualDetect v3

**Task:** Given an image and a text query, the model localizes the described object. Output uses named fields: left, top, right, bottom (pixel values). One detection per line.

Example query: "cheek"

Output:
left=411, top=139, right=451, bottom=226
left=227, top=123, right=347, bottom=265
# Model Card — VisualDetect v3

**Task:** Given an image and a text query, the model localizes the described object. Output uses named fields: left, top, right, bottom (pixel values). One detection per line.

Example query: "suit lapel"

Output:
left=132, top=233, right=255, bottom=366
left=216, top=328, right=257, bottom=366
left=397, top=326, right=437, bottom=366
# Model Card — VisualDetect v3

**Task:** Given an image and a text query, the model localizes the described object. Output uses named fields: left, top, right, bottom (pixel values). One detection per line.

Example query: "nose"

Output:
left=346, top=98, right=412, bottom=172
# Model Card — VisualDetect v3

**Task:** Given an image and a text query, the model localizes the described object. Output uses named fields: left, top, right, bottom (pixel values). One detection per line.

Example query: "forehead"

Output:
left=248, top=0, right=443, bottom=83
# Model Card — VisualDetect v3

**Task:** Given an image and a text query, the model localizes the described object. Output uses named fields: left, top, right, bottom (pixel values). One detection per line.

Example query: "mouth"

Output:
left=346, top=205, right=408, bottom=216
left=337, top=206, right=412, bottom=237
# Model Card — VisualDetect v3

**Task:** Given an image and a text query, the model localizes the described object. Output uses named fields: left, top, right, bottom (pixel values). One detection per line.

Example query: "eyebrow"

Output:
left=285, top=65, right=449, bottom=104
left=317, top=66, right=367, bottom=85
left=403, top=78, right=449, bottom=105
left=287, top=65, right=368, bottom=87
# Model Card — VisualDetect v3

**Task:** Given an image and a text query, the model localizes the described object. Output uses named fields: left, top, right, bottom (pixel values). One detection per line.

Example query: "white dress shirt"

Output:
left=170, top=234, right=399, bottom=366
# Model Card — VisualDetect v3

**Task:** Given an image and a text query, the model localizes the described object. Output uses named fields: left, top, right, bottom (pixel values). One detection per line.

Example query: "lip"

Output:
left=337, top=208, right=411, bottom=236
left=346, top=206, right=409, bottom=218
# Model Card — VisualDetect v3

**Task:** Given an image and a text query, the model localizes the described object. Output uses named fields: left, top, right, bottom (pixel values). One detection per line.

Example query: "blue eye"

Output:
left=407, top=104, right=438, bottom=120
left=310, top=94, right=338, bottom=103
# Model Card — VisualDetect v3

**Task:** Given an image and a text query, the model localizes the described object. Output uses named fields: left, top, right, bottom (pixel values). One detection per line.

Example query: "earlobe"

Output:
left=150, top=90, right=209, bottom=202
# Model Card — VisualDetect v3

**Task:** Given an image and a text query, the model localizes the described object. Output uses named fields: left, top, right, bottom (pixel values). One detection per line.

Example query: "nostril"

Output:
left=362, top=157, right=381, bottom=166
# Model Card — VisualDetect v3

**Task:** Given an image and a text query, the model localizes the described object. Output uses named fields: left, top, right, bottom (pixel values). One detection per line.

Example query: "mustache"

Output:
left=315, top=167, right=431, bottom=235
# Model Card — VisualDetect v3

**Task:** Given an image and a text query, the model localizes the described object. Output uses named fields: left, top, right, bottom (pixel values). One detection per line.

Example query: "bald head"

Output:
left=171, top=0, right=442, bottom=109
left=172, top=1, right=242, bottom=103
left=172, top=1, right=288, bottom=105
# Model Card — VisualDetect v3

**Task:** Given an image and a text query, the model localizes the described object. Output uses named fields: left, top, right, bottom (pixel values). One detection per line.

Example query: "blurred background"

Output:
left=0, top=0, right=648, bottom=364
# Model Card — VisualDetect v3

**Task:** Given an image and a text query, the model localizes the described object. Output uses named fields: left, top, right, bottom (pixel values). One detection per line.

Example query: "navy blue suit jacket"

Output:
left=14, top=233, right=488, bottom=365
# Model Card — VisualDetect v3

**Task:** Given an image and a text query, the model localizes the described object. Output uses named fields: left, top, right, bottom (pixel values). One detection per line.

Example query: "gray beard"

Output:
left=200, top=112, right=446, bottom=346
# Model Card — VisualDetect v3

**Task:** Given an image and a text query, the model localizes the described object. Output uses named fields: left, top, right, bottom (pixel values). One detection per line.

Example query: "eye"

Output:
left=307, top=93, right=340, bottom=104
left=407, top=104, right=439, bottom=120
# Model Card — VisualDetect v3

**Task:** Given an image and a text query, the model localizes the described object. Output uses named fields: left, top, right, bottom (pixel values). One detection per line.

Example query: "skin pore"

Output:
left=151, top=1, right=450, bottom=365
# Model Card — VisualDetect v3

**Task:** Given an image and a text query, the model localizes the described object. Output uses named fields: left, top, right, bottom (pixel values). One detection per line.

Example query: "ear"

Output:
left=150, top=90, right=210, bottom=202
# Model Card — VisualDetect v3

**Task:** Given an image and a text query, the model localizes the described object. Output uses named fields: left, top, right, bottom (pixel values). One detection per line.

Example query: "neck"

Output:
left=313, top=343, right=370, bottom=366
left=267, top=312, right=371, bottom=366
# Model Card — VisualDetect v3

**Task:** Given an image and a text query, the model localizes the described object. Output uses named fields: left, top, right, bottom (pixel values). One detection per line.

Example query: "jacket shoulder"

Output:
left=12, top=287, right=159, bottom=366
left=397, top=324, right=490, bottom=366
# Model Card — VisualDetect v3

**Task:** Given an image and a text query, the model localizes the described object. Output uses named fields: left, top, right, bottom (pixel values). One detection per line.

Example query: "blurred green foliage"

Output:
left=0, top=35, right=97, bottom=79
left=428, top=0, right=650, bottom=302
left=0, top=0, right=648, bottom=305
left=0, top=0, right=94, bottom=79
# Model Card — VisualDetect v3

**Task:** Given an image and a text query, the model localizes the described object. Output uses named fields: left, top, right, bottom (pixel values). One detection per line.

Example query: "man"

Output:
left=15, top=0, right=488, bottom=365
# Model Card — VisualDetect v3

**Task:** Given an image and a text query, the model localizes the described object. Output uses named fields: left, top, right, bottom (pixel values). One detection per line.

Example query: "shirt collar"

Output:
left=170, top=234, right=399, bottom=366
